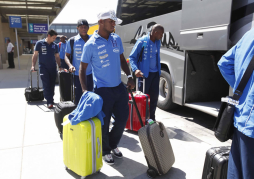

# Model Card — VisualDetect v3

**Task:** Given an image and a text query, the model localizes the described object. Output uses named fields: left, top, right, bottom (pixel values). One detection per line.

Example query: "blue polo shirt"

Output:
left=66, top=34, right=92, bottom=76
left=35, top=38, right=58, bottom=69
left=81, top=30, right=124, bottom=88
left=57, top=42, right=67, bottom=59
left=149, top=40, right=158, bottom=72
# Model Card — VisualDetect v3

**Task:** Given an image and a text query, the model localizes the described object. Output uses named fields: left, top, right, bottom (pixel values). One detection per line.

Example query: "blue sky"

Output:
left=52, top=0, right=118, bottom=24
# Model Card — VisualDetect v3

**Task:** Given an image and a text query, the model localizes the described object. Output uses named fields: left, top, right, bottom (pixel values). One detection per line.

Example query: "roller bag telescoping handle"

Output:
left=69, top=71, right=75, bottom=104
left=128, top=88, right=144, bottom=127
left=30, top=69, right=40, bottom=89
left=136, top=77, right=145, bottom=92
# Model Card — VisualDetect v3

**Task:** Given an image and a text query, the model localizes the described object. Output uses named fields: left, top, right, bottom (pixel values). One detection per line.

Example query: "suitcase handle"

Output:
left=30, top=69, right=39, bottom=89
left=136, top=77, right=145, bottom=92
left=128, top=88, right=144, bottom=127
left=97, top=137, right=101, bottom=158
left=70, top=72, right=75, bottom=104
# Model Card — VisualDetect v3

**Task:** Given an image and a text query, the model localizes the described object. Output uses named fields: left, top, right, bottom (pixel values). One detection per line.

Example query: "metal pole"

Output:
left=15, top=28, right=20, bottom=69
left=47, top=16, right=49, bottom=28
left=26, top=15, right=28, bottom=32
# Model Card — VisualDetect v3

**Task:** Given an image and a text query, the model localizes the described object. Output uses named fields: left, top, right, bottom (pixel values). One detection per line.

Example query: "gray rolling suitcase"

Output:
left=129, top=89, right=175, bottom=178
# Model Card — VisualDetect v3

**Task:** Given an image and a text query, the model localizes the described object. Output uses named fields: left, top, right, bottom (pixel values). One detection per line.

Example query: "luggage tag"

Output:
left=147, top=119, right=154, bottom=125
left=221, top=97, right=239, bottom=106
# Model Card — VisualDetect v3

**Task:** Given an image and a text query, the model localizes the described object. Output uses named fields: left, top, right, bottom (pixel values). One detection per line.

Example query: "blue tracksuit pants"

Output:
left=94, top=83, right=129, bottom=155
left=138, top=72, right=160, bottom=120
left=227, top=127, right=254, bottom=179
left=39, top=67, right=56, bottom=104
left=74, top=74, right=93, bottom=105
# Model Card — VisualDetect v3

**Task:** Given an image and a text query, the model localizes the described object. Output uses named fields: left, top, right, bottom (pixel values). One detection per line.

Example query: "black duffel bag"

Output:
left=214, top=55, right=254, bottom=142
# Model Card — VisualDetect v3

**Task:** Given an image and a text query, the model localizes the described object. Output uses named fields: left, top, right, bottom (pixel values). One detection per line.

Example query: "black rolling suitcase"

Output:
left=202, top=146, right=230, bottom=179
left=58, top=70, right=72, bottom=101
left=25, top=70, right=44, bottom=102
left=54, top=73, right=76, bottom=139
left=128, top=89, right=175, bottom=178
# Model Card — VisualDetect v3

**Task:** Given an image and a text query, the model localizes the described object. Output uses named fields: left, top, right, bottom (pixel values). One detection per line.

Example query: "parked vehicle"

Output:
left=116, top=0, right=251, bottom=117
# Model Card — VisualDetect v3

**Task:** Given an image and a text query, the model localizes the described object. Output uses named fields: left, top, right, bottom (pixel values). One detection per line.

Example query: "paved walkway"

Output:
left=0, top=55, right=231, bottom=179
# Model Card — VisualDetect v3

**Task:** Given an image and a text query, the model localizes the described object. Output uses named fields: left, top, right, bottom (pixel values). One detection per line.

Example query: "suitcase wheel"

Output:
left=80, top=177, right=86, bottom=179
left=147, top=169, right=157, bottom=178
left=64, top=166, right=68, bottom=170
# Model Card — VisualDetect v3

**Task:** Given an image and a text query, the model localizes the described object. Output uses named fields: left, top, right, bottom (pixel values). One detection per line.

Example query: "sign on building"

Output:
left=9, top=16, right=22, bottom=28
left=29, top=23, right=48, bottom=33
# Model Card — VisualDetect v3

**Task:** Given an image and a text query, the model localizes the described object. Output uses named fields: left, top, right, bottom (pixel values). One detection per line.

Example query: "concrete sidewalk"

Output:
left=0, top=55, right=231, bottom=179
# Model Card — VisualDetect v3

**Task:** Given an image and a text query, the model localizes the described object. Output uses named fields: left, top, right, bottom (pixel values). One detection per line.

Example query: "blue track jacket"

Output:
left=218, top=28, right=254, bottom=138
left=129, top=34, right=161, bottom=78
left=68, top=91, right=105, bottom=125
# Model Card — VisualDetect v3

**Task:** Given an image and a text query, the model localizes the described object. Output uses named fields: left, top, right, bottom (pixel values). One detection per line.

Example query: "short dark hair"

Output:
left=7, top=39, right=10, bottom=42
left=47, top=29, right=58, bottom=36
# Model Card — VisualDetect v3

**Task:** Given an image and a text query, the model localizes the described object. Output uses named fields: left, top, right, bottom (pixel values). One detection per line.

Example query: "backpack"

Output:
left=58, top=42, right=62, bottom=49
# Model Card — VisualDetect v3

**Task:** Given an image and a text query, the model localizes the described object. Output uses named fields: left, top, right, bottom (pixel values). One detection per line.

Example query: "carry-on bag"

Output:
left=202, top=146, right=230, bottom=179
left=63, top=115, right=103, bottom=178
left=54, top=72, right=76, bottom=139
left=128, top=89, right=175, bottom=178
left=59, top=70, right=72, bottom=101
left=126, top=78, right=150, bottom=131
left=25, top=70, right=44, bottom=102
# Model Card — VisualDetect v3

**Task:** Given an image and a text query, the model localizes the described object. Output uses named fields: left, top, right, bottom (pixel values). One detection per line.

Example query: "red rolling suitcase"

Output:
left=126, top=79, right=150, bottom=131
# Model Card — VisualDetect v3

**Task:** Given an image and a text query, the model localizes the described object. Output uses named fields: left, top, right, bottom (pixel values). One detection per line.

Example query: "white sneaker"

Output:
left=103, top=154, right=114, bottom=165
left=112, top=147, right=123, bottom=158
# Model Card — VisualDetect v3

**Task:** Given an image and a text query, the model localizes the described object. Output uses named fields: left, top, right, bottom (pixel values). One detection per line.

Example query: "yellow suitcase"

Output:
left=63, top=115, right=103, bottom=178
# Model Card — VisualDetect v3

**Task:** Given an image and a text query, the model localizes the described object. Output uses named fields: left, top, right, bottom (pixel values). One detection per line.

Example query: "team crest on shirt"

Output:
left=111, top=40, right=117, bottom=47
left=52, top=45, right=55, bottom=49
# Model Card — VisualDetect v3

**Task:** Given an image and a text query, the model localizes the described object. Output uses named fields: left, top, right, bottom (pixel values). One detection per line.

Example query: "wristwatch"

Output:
left=127, top=75, right=133, bottom=79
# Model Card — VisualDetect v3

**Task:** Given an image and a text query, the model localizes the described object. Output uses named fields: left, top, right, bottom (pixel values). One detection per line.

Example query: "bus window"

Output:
left=116, top=0, right=182, bottom=25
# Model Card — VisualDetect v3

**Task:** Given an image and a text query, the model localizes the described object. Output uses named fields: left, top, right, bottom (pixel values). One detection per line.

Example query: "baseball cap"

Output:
left=97, top=10, right=122, bottom=25
left=77, top=19, right=89, bottom=27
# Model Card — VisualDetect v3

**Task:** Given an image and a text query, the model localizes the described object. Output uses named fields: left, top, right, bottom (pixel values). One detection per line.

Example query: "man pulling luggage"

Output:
left=129, top=24, right=164, bottom=121
left=79, top=10, right=135, bottom=165
left=31, top=29, right=62, bottom=108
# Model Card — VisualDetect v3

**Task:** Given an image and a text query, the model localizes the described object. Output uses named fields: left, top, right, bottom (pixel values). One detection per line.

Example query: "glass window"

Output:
left=56, top=25, right=62, bottom=33
left=62, top=25, right=69, bottom=33
left=71, top=25, right=77, bottom=33
left=117, top=0, right=182, bottom=25
left=49, top=25, right=55, bottom=30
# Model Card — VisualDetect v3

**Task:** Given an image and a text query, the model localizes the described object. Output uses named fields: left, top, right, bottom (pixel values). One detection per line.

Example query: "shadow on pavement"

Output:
left=79, top=157, right=185, bottom=179
left=118, top=132, right=142, bottom=152
left=166, top=127, right=204, bottom=143
left=27, top=101, right=55, bottom=112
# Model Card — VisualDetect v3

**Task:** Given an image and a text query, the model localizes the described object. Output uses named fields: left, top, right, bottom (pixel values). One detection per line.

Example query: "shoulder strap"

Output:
left=233, top=55, right=254, bottom=100
left=138, top=41, right=147, bottom=63
left=70, top=37, right=75, bottom=64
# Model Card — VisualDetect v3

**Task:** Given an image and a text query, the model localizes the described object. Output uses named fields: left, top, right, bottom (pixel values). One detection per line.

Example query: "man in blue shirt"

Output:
left=57, top=35, right=68, bottom=69
left=31, top=29, right=62, bottom=108
left=80, top=10, right=135, bottom=165
left=65, top=19, right=93, bottom=105
left=129, top=24, right=164, bottom=121
left=218, top=28, right=254, bottom=179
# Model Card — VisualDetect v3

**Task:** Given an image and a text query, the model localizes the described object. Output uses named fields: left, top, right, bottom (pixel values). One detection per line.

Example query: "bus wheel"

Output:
left=157, top=69, right=177, bottom=110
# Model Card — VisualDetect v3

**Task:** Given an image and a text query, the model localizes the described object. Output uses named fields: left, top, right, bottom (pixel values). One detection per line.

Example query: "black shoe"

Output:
left=112, top=148, right=123, bottom=158
left=103, top=154, right=114, bottom=165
